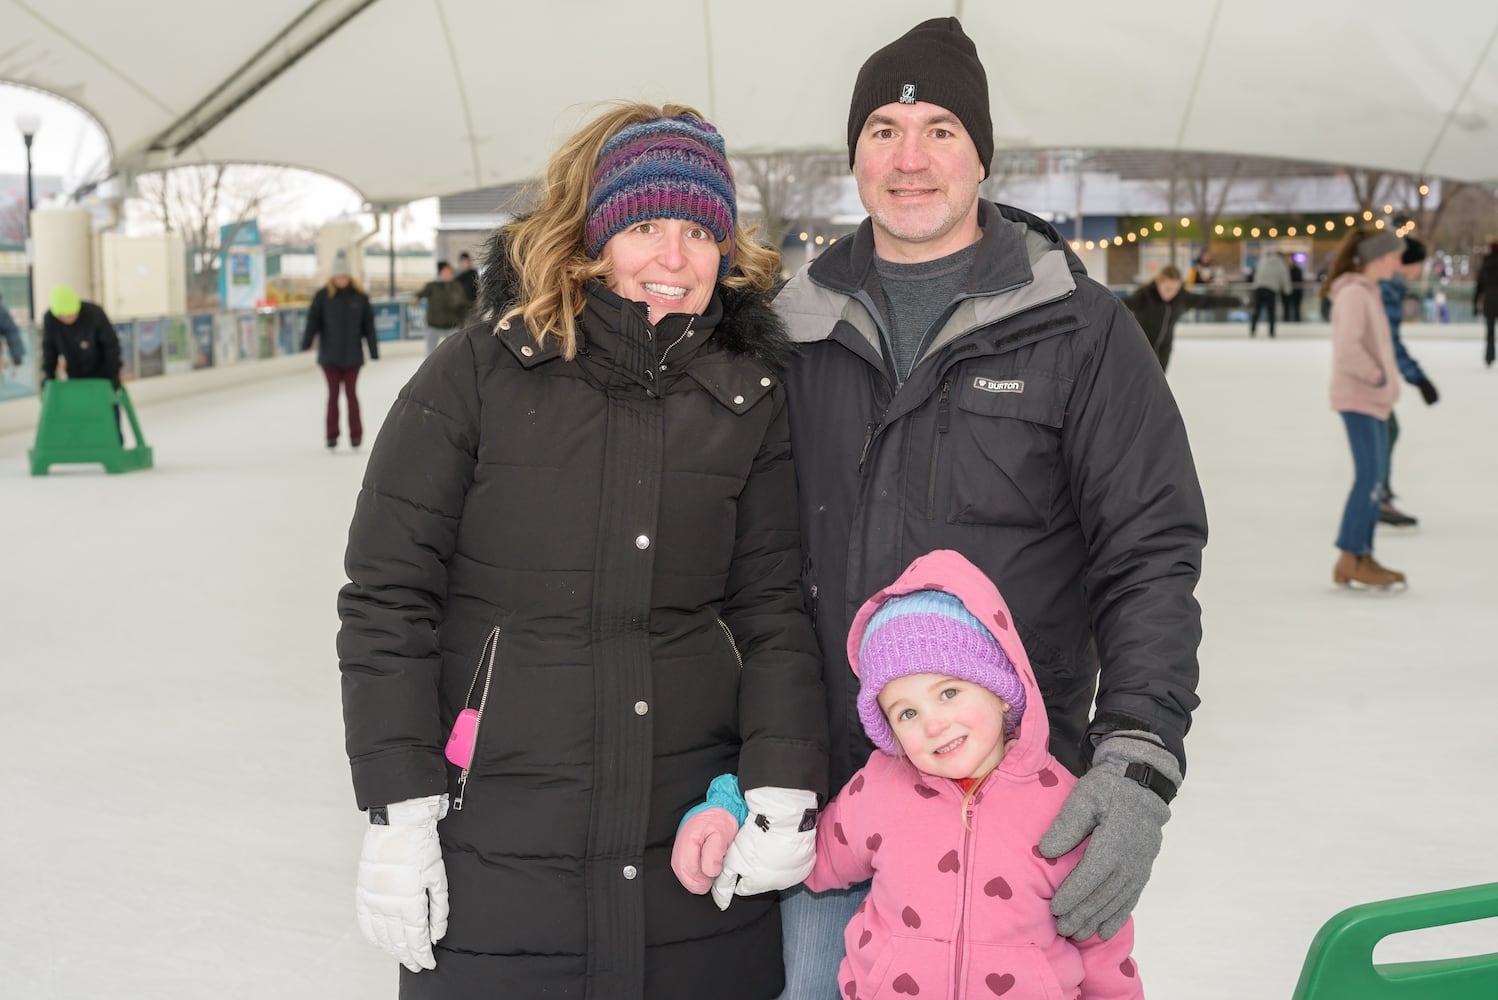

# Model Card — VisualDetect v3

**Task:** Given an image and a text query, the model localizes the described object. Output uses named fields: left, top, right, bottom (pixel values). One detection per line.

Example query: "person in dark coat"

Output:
left=454, top=251, right=479, bottom=306
left=301, top=249, right=377, bottom=449
left=773, top=18, right=1208, bottom=997
left=1375, top=237, right=1439, bottom=528
left=41, top=285, right=122, bottom=387
left=1475, top=241, right=1498, bottom=366
left=1285, top=257, right=1305, bottom=322
left=0, top=293, right=24, bottom=372
left=41, top=284, right=125, bottom=440
left=338, top=103, right=828, bottom=1000
left=1124, top=265, right=1242, bottom=370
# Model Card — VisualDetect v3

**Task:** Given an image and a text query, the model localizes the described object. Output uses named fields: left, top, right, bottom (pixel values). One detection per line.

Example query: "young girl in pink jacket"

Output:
left=674, top=550, right=1146, bottom=999
left=1323, top=225, right=1409, bottom=590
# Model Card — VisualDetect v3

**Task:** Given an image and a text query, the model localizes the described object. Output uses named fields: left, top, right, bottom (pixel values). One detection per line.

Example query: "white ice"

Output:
left=2, top=326, right=1495, bottom=999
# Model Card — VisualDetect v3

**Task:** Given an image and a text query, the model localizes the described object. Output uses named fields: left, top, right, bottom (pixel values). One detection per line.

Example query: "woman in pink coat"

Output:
left=1322, top=226, right=1408, bottom=590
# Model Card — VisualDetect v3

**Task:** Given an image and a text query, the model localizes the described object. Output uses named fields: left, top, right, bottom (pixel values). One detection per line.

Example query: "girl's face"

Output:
left=878, top=672, right=1010, bottom=780
left=1364, top=250, right=1402, bottom=281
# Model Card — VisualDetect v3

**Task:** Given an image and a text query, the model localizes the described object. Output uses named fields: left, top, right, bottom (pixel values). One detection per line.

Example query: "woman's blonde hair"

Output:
left=498, top=101, right=780, bottom=360
left=325, top=274, right=367, bottom=298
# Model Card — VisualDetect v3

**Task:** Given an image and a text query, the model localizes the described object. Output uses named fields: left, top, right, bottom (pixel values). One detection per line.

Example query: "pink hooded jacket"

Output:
left=804, top=550, right=1144, bottom=1000
left=1329, top=271, right=1400, bottom=419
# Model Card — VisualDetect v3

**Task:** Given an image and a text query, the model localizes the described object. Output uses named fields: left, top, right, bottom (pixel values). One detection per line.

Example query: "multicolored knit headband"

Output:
left=584, top=114, right=737, bottom=278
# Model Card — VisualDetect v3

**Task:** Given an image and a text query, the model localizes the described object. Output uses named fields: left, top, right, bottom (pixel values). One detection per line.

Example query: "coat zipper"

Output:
left=857, top=421, right=879, bottom=473
left=954, top=786, right=981, bottom=997
left=453, top=626, right=501, bottom=811
left=925, top=378, right=952, bottom=520
left=716, top=617, right=743, bottom=669
left=657, top=316, right=696, bottom=371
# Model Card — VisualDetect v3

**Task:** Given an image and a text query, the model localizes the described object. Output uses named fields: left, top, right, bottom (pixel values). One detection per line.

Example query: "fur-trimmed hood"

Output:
left=476, top=227, right=796, bottom=372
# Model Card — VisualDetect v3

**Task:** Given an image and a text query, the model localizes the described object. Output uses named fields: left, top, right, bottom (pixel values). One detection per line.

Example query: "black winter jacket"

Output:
left=1475, top=253, right=1498, bottom=319
left=1123, top=282, right=1240, bottom=370
left=775, top=201, right=1207, bottom=789
left=42, top=302, right=121, bottom=382
left=302, top=285, right=377, bottom=367
left=338, top=236, right=827, bottom=1000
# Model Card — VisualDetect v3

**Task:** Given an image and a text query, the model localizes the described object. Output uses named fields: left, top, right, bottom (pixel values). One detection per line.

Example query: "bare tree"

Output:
left=0, top=197, right=27, bottom=244
left=1343, top=169, right=1397, bottom=216
left=131, top=165, right=289, bottom=307
left=732, top=152, right=846, bottom=251
left=1178, top=153, right=1242, bottom=263
left=1388, top=175, right=1471, bottom=246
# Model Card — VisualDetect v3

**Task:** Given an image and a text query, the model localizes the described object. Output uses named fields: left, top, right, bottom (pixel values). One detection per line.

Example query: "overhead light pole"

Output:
left=15, top=112, right=41, bottom=323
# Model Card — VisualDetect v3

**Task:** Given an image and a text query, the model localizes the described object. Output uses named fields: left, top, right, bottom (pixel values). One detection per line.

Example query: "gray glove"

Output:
left=1039, top=732, right=1180, bottom=940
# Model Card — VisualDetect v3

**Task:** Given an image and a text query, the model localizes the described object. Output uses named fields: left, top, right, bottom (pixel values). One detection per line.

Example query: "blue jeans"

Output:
left=777, top=882, right=870, bottom=1000
left=1336, top=412, right=1388, bottom=555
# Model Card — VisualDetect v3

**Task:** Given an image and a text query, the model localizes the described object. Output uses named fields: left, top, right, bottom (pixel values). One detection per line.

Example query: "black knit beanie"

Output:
left=847, top=17, right=993, bottom=177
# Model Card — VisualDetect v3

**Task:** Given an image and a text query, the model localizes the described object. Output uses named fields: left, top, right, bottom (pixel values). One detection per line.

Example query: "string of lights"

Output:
left=1067, top=204, right=1419, bottom=252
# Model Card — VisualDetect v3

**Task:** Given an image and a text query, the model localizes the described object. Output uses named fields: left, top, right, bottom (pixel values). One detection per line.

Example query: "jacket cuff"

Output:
left=736, top=737, right=829, bottom=804
left=349, top=749, right=449, bottom=811
left=1085, top=710, right=1187, bottom=778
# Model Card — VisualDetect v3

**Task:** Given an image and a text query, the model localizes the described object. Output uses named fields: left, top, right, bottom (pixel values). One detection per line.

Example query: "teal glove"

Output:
left=678, top=773, right=748, bottom=832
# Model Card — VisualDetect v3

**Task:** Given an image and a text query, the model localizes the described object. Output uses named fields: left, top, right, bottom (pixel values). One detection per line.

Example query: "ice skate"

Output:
left=1333, top=551, right=1407, bottom=591
left=1377, top=502, right=1418, bottom=529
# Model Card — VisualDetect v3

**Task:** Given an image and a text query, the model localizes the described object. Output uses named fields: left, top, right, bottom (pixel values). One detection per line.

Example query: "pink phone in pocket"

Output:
left=445, top=708, right=480, bottom=768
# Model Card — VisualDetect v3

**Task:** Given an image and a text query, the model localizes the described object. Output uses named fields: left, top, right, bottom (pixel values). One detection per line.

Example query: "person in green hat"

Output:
left=42, top=285, right=123, bottom=389
left=42, top=285, right=125, bottom=440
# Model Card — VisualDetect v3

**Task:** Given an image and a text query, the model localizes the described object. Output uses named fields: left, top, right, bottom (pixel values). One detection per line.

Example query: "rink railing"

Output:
left=0, top=296, right=429, bottom=406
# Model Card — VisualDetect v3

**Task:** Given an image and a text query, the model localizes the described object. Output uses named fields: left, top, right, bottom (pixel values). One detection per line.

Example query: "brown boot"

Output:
left=1365, top=555, right=1407, bottom=586
left=1333, top=551, right=1407, bottom=589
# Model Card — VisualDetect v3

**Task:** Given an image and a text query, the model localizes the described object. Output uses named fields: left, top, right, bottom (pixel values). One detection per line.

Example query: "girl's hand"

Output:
left=671, top=807, right=741, bottom=894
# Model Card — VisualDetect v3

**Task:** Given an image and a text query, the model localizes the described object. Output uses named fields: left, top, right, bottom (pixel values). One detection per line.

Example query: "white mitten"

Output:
left=356, top=794, right=450, bottom=972
left=710, top=787, right=818, bottom=911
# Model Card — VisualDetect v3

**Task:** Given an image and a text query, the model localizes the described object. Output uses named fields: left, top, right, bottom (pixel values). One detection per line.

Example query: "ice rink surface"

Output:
left=2, top=327, right=1495, bottom=998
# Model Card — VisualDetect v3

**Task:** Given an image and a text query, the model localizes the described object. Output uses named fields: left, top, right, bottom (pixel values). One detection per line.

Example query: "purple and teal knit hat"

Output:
left=584, top=113, right=737, bottom=278
left=855, top=589, right=1026, bottom=754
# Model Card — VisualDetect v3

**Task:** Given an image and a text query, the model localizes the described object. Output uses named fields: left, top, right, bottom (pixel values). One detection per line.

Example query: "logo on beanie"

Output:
left=974, top=377, right=1024, bottom=394
left=900, top=82, right=917, bottom=104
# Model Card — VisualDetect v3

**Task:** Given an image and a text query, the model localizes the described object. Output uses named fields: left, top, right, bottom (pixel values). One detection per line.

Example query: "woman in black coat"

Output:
left=1123, top=265, right=1242, bottom=371
left=302, top=249, right=377, bottom=448
left=1475, top=242, right=1498, bottom=366
left=338, top=103, right=828, bottom=1000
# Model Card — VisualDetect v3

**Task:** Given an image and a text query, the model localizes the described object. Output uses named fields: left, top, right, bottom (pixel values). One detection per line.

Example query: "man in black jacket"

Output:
left=41, top=285, right=122, bottom=387
left=41, top=285, right=125, bottom=441
left=1124, top=265, right=1242, bottom=371
left=773, top=18, right=1207, bottom=997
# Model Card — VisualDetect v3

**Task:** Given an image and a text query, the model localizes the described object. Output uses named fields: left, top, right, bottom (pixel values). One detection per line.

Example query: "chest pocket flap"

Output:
left=685, top=360, right=775, bottom=415
left=954, top=370, right=1068, bottom=427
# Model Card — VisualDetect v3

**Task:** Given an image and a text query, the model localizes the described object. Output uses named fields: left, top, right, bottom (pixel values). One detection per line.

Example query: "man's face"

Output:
left=58, top=311, right=80, bottom=326
left=439, top=266, right=453, bottom=281
left=853, top=101, right=984, bottom=263
left=1156, top=278, right=1182, bottom=302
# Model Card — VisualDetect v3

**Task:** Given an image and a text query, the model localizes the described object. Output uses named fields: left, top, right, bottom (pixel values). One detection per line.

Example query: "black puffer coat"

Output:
left=302, top=284, right=377, bottom=367
left=338, top=235, right=828, bottom=1000
left=776, top=201, right=1206, bottom=790
left=1475, top=252, right=1498, bottom=319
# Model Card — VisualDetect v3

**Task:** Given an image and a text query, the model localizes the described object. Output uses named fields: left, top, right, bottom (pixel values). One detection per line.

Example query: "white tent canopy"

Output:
left=5, top=0, right=1498, bottom=205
